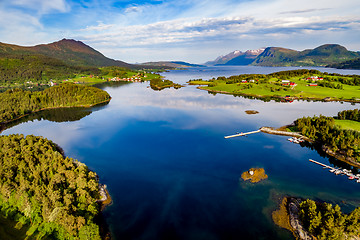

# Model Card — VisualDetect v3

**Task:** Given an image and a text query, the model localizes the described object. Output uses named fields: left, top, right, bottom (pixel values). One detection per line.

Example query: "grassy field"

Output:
left=193, top=76, right=360, bottom=101
left=335, top=119, right=360, bottom=131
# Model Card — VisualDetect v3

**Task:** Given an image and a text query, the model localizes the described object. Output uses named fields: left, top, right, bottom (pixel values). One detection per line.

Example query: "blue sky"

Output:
left=0, top=0, right=359, bottom=63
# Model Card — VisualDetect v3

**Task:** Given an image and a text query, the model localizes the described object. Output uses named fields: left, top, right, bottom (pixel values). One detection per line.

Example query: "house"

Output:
left=309, top=83, right=318, bottom=86
left=307, top=76, right=322, bottom=81
left=241, top=80, right=247, bottom=83
left=290, top=82, right=296, bottom=86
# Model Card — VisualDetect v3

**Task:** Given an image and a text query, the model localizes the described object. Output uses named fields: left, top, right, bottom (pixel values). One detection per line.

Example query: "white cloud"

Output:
left=10, top=0, right=70, bottom=14
left=0, top=0, right=359, bottom=62
left=125, top=6, right=141, bottom=13
left=77, top=14, right=360, bottom=62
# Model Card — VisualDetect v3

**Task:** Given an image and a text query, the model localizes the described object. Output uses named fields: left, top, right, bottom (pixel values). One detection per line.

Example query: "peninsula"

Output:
left=189, top=69, right=360, bottom=102
left=0, top=82, right=111, bottom=126
left=0, top=134, right=106, bottom=239
left=273, top=197, right=360, bottom=240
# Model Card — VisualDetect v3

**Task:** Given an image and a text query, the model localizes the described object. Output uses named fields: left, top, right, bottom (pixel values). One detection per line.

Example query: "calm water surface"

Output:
left=2, top=66, right=360, bottom=240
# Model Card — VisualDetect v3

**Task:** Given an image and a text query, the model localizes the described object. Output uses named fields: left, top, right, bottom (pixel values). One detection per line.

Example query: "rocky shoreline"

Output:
left=287, top=198, right=314, bottom=240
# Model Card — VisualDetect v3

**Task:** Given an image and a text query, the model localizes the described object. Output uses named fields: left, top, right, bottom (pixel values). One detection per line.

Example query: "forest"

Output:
left=0, top=82, right=111, bottom=124
left=299, top=199, right=360, bottom=239
left=337, top=109, right=360, bottom=122
left=294, top=112, right=360, bottom=162
left=0, top=53, right=99, bottom=85
left=0, top=134, right=102, bottom=239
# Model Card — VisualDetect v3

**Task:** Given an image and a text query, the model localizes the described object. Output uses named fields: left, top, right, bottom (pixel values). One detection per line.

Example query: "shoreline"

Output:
left=273, top=197, right=314, bottom=240
left=197, top=86, right=360, bottom=103
left=259, top=127, right=360, bottom=168
left=0, top=98, right=111, bottom=133
left=97, top=184, right=113, bottom=240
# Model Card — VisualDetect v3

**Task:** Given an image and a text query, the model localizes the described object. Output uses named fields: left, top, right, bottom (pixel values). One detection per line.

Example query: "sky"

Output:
left=0, top=0, right=359, bottom=63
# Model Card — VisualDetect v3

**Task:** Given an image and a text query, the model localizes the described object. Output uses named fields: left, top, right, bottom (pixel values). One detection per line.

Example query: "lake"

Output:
left=2, top=66, right=360, bottom=240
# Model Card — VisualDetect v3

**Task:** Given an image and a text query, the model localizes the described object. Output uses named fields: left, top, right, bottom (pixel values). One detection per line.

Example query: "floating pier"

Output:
left=309, top=159, right=360, bottom=183
left=224, top=130, right=261, bottom=139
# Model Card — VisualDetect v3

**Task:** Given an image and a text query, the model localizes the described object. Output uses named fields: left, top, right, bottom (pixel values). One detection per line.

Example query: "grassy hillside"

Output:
left=0, top=53, right=99, bottom=86
left=0, top=39, right=132, bottom=68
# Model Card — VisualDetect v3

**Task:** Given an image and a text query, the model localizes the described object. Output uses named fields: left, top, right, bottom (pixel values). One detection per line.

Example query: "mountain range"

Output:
left=140, top=61, right=205, bottom=68
left=205, top=48, right=265, bottom=66
left=0, top=39, right=132, bottom=68
left=0, top=39, right=359, bottom=72
left=206, top=44, right=360, bottom=68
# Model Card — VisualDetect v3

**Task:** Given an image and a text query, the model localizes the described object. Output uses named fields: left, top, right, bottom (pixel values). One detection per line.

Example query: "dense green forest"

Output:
left=0, top=83, right=110, bottom=124
left=0, top=134, right=102, bottom=239
left=327, top=58, right=360, bottom=70
left=294, top=113, right=360, bottom=162
left=338, top=109, right=360, bottom=122
left=0, top=53, right=100, bottom=85
left=299, top=199, right=360, bottom=239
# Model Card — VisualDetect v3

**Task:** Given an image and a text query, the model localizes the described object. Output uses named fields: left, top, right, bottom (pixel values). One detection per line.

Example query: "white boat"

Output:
left=335, top=170, right=343, bottom=175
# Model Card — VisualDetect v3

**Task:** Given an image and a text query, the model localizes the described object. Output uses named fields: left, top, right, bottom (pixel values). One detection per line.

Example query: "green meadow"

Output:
left=189, top=71, right=360, bottom=102
left=335, top=119, right=360, bottom=132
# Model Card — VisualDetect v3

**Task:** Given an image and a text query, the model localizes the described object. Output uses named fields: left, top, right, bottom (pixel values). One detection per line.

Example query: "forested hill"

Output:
left=0, top=39, right=132, bottom=68
left=207, top=44, right=360, bottom=67
left=0, top=82, right=111, bottom=124
left=0, top=53, right=100, bottom=85
left=0, top=134, right=102, bottom=239
left=327, top=57, right=360, bottom=69
left=252, top=44, right=360, bottom=67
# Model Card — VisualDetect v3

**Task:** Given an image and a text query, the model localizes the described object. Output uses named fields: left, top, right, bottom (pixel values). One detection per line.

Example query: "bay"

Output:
left=2, top=66, right=360, bottom=240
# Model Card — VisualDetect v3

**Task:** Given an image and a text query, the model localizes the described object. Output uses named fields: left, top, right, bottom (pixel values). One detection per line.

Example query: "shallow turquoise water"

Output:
left=2, top=66, right=360, bottom=239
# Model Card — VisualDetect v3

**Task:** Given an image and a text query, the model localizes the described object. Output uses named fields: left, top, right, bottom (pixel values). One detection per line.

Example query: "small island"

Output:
left=245, top=110, right=259, bottom=115
left=241, top=168, right=268, bottom=183
left=149, top=78, right=182, bottom=90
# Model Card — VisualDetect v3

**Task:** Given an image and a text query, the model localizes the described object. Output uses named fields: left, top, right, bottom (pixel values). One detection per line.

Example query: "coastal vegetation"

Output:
left=273, top=197, right=360, bottom=240
left=0, top=82, right=111, bottom=124
left=189, top=69, right=360, bottom=102
left=298, top=199, right=360, bottom=239
left=293, top=113, right=360, bottom=163
left=0, top=134, right=102, bottom=239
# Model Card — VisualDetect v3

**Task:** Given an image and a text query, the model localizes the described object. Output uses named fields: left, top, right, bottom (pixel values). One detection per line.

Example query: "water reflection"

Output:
left=2, top=66, right=360, bottom=240
left=0, top=102, right=109, bottom=133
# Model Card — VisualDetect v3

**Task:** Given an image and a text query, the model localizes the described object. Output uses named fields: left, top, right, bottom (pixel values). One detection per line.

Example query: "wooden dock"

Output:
left=309, top=159, right=333, bottom=170
left=309, top=159, right=360, bottom=182
left=224, top=130, right=261, bottom=139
